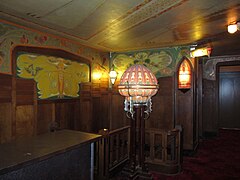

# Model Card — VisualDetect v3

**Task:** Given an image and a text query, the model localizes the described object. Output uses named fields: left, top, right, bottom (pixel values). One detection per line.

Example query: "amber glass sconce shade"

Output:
left=178, top=59, right=192, bottom=90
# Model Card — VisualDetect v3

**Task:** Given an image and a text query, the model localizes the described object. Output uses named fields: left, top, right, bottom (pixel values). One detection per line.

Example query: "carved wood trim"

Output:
left=203, top=55, right=240, bottom=80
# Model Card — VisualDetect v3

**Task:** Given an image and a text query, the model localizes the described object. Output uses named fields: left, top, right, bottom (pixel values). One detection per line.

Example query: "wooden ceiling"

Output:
left=0, top=0, right=240, bottom=52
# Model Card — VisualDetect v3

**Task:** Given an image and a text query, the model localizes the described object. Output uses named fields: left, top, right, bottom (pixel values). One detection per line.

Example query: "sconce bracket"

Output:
left=179, top=88, right=190, bottom=93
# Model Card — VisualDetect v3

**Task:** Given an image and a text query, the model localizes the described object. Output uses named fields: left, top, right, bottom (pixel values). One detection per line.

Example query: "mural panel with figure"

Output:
left=17, top=52, right=90, bottom=99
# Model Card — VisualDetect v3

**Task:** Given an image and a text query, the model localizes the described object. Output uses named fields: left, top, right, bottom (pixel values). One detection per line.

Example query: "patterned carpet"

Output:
left=152, top=129, right=240, bottom=180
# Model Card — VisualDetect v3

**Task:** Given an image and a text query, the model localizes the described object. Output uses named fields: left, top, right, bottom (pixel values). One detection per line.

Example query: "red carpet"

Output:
left=152, top=129, right=240, bottom=180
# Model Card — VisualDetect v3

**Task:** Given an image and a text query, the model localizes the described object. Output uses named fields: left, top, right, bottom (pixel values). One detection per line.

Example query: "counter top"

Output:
left=0, top=130, right=101, bottom=174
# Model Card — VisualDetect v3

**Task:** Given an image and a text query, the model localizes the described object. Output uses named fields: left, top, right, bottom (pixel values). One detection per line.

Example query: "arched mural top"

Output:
left=203, top=55, right=240, bottom=80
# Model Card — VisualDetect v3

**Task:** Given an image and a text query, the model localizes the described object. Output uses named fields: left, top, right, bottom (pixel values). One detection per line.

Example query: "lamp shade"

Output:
left=190, top=47, right=212, bottom=57
left=109, top=70, right=117, bottom=84
left=178, top=59, right=191, bottom=89
left=118, top=64, right=158, bottom=104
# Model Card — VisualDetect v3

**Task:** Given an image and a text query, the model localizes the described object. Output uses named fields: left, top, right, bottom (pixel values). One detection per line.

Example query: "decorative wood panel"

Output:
left=92, top=97, right=101, bottom=133
left=202, top=79, right=217, bottom=135
left=16, top=105, right=34, bottom=138
left=110, top=93, right=127, bottom=130
left=92, top=93, right=109, bottom=133
left=175, top=90, right=194, bottom=150
left=55, top=100, right=80, bottom=130
left=100, top=93, right=110, bottom=129
left=16, top=78, right=35, bottom=105
left=0, top=103, right=12, bottom=143
left=0, top=74, right=12, bottom=143
left=79, top=97, right=92, bottom=132
left=149, top=77, right=174, bottom=130
left=0, top=74, right=12, bottom=103
left=37, top=103, right=55, bottom=134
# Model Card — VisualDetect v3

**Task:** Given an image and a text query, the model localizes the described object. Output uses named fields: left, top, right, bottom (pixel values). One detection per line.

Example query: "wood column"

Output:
left=122, top=105, right=152, bottom=179
left=129, top=108, right=136, bottom=172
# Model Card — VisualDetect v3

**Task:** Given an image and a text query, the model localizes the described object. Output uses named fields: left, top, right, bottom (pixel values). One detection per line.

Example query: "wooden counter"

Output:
left=0, top=130, right=101, bottom=180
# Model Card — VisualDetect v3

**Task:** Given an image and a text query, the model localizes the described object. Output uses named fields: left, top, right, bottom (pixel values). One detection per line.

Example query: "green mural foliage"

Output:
left=112, top=47, right=191, bottom=78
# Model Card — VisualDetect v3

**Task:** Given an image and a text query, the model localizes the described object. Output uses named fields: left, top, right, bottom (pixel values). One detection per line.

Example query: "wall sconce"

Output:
left=109, top=69, right=117, bottom=85
left=109, top=52, right=117, bottom=85
left=227, top=22, right=240, bottom=34
left=178, top=59, right=192, bottom=90
left=190, top=47, right=212, bottom=57
left=92, top=72, right=102, bottom=80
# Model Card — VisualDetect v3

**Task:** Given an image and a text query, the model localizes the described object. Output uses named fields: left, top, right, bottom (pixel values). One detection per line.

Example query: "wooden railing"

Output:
left=145, top=127, right=182, bottom=174
left=95, top=126, right=182, bottom=178
left=96, top=126, right=130, bottom=179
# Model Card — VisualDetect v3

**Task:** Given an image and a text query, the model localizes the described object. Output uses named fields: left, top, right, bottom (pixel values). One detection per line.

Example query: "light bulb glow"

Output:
left=228, top=24, right=238, bottom=34
left=92, top=72, right=102, bottom=80
left=190, top=47, right=211, bottom=57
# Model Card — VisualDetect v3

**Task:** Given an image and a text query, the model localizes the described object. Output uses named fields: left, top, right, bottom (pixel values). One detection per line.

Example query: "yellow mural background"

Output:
left=17, top=54, right=89, bottom=99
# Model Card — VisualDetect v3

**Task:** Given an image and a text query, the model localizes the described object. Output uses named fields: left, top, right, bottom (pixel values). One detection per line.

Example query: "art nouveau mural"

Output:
left=17, top=53, right=89, bottom=99
left=112, top=46, right=191, bottom=79
left=0, top=21, right=108, bottom=75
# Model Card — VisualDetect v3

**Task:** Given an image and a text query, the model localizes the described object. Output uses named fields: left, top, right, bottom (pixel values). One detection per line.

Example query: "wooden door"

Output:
left=219, top=70, right=240, bottom=128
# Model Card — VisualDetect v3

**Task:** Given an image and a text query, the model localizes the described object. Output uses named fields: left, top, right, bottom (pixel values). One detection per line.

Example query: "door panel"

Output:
left=219, top=72, right=240, bottom=128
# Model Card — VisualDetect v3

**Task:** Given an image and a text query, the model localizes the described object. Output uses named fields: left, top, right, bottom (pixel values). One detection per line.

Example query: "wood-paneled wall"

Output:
left=0, top=74, right=12, bottom=143
left=15, top=78, right=37, bottom=138
left=0, top=73, right=112, bottom=143
left=0, top=66, right=198, bottom=153
left=175, top=89, right=195, bottom=150
left=174, top=59, right=198, bottom=151
left=148, top=77, right=174, bottom=130
left=202, top=79, right=218, bottom=135
left=109, top=77, right=175, bottom=131
left=37, top=103, right=55, bottom=134
left=0, top=74, right=12, bottom=103
left=0, top=72, right=197, bottom=153
left=201, top=57, right=240, bottom=136
left=110, top=90, right=127, bottom=130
